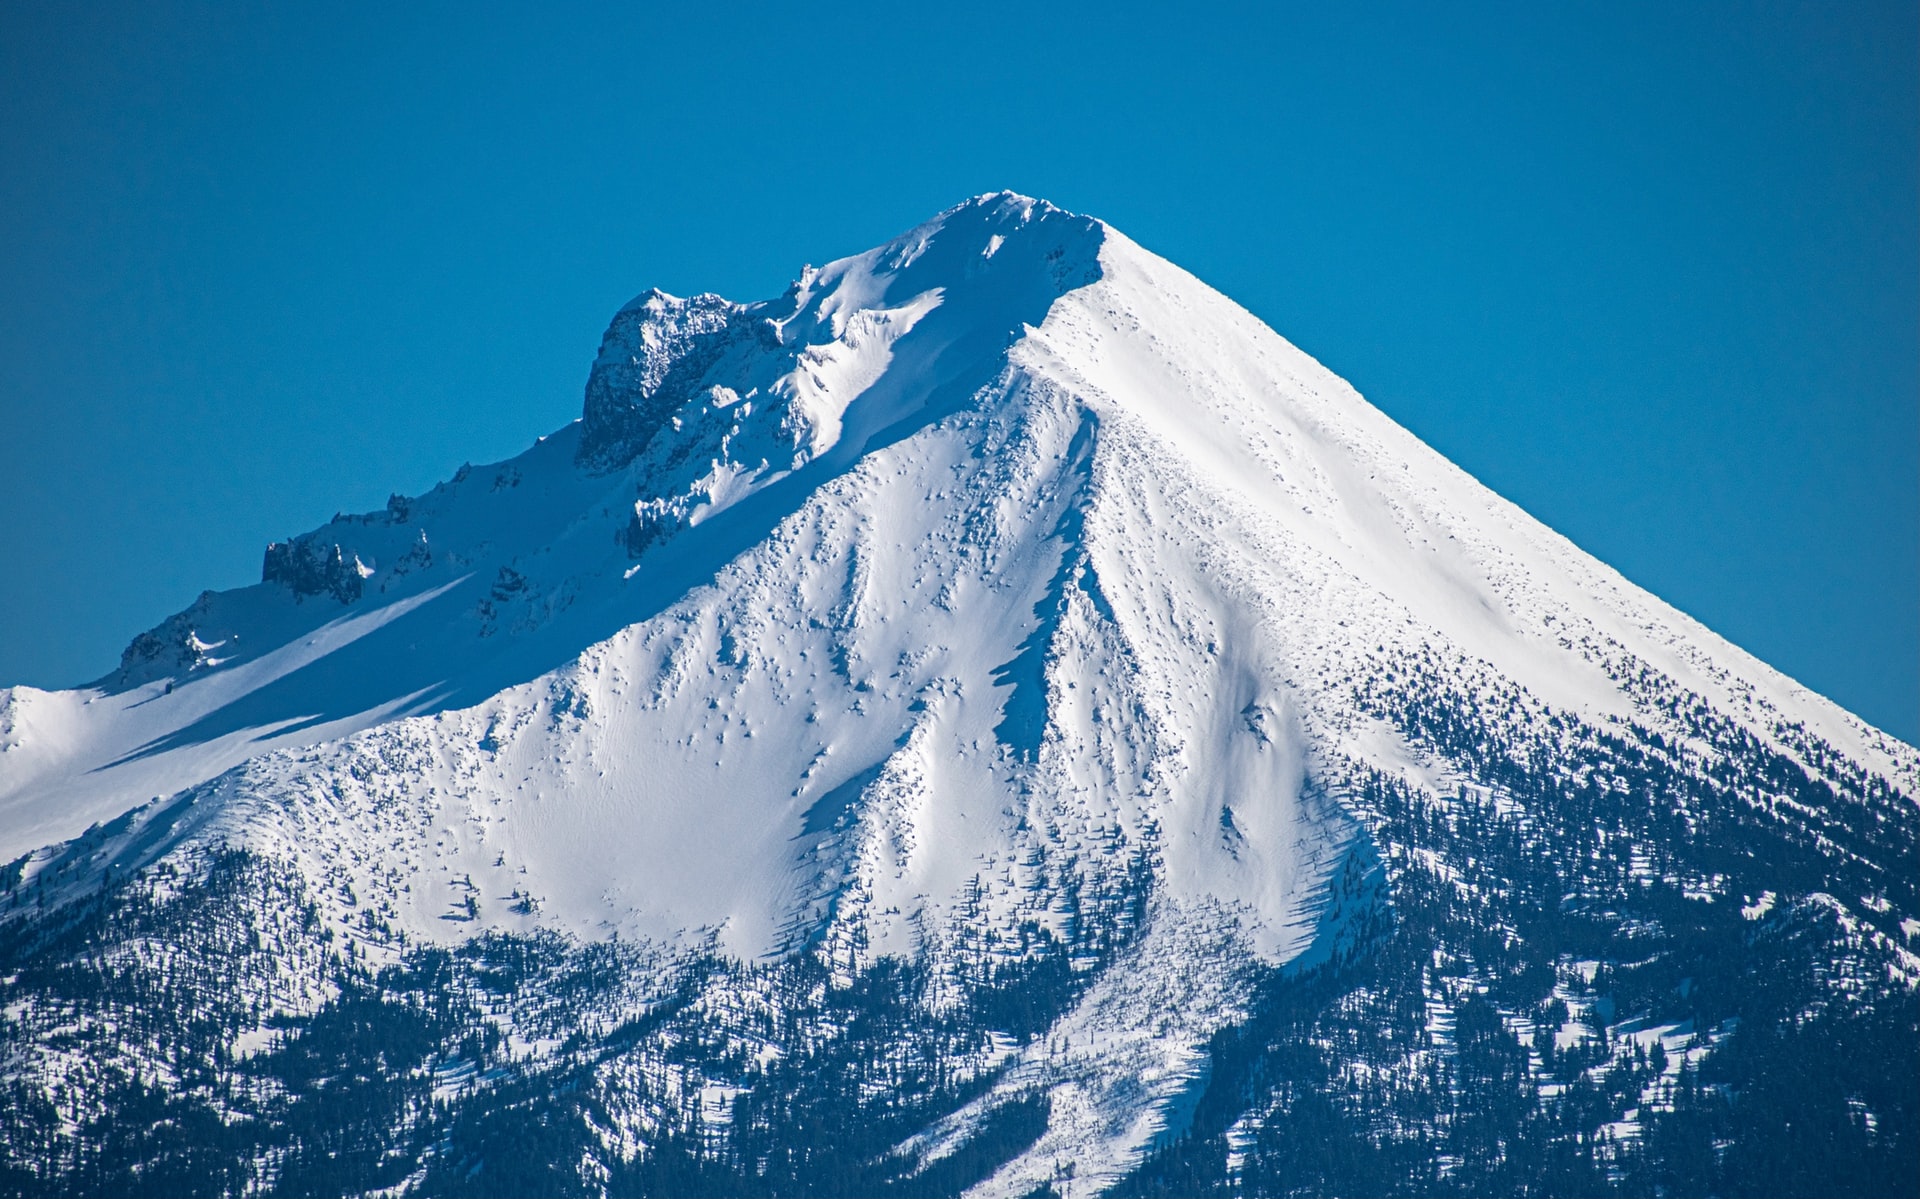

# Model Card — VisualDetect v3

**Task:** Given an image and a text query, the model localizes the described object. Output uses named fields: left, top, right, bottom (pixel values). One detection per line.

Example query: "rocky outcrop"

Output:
left=261, top=537, right=372, bottom=604
left=108, top=592, right=225, bottom=686
left=576, top=289, right=782, bottom=467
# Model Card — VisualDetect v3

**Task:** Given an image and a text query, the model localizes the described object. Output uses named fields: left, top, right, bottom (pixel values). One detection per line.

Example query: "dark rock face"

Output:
left=106, top=592, right=224, bottom=687
left=261, top=538, right=368, bottom=604
left=577, top=291, right=759, bottom=468
left=115, top=622, right=210, bottom=680
left=116, top=627, right=202, bottom=677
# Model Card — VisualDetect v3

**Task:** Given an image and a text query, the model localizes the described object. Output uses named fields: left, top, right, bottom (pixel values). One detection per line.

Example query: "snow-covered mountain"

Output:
left=1, top=193, right=1914, bottom=1197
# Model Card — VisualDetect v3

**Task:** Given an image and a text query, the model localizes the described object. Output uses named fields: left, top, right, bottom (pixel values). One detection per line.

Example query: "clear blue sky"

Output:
left=2, top=2, right=1914, bottom=742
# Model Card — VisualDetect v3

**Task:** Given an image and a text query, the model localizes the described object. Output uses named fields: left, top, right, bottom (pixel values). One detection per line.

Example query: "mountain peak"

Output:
left=577, top=192, right=1105, bottom=467
left=1, top=195, right=1913, bottom=1197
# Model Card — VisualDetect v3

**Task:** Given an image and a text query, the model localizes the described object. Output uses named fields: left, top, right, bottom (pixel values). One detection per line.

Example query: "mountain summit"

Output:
left=1, top=194, right=1914, bottom=1196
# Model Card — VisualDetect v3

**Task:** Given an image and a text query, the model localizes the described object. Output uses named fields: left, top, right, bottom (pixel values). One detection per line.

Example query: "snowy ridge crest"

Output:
left=578, top=192, right=1103, bottom=469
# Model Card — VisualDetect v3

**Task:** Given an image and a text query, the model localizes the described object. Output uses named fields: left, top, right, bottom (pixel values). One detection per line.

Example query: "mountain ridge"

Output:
left=5, top=192, right=1906, bottom=865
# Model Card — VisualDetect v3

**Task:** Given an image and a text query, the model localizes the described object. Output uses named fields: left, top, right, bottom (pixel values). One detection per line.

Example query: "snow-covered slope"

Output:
left=1, top=193, right=1913, bottom=1196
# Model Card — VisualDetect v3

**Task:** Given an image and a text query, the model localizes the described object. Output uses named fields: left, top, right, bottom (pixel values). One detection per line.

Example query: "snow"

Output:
left=3, top=190, right=1915, bottom=1190
left=0, top=577, right=467, bottom=861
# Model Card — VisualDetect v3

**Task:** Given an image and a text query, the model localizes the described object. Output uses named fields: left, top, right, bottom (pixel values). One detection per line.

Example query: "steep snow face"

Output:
left=4, top=184, right=1914, bottom=962
left=5, top=193, right=1360, bottom=972
left=2, top=192, right=1915, bottom=1192
left=1031, top=228, right=1916, bottom=794
left=0, top=194, right=1105, bottom=864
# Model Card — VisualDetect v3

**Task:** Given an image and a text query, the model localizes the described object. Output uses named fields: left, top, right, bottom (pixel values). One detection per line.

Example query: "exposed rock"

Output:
left=578, top=290, right=769, bottom=467
left=261, top=538, right=372, bottom=604
left=109, top=591, right=227, bottom=685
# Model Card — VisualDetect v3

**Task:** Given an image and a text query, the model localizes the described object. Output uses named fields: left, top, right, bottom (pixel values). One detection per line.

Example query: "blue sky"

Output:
left=2, top=1, right=1914, bottom=742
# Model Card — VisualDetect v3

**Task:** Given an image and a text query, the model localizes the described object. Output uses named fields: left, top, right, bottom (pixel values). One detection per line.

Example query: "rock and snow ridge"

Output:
left=0, top=192, right=1914, bottom=1195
